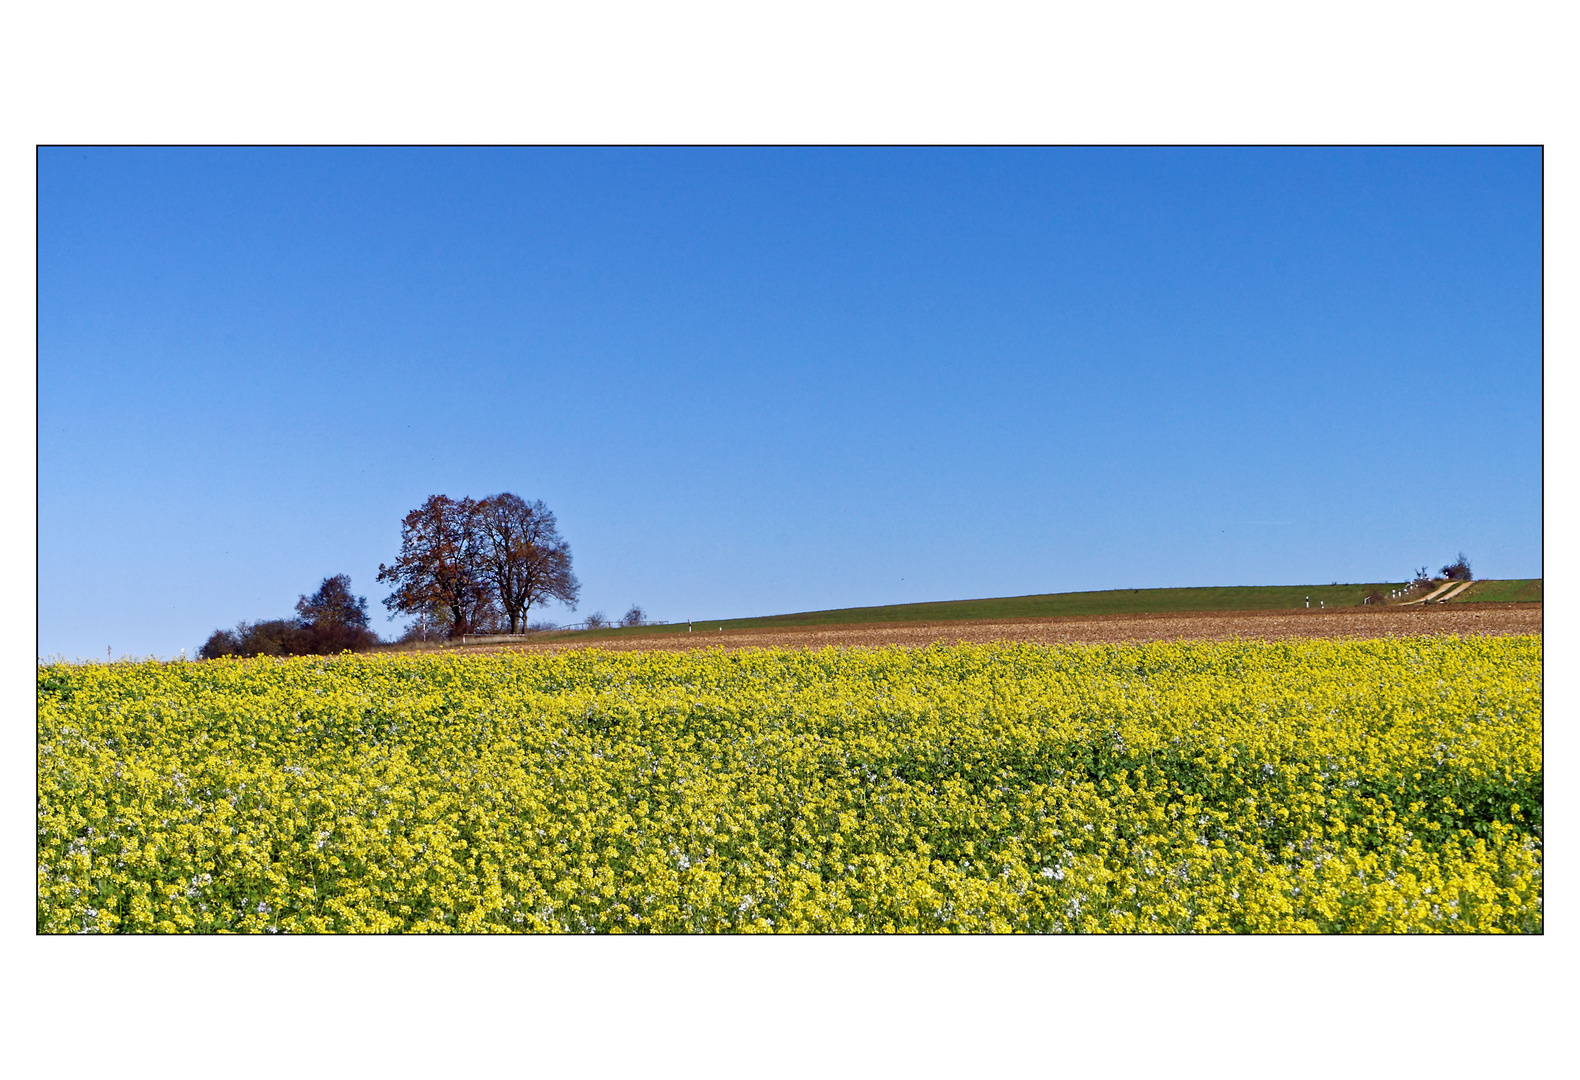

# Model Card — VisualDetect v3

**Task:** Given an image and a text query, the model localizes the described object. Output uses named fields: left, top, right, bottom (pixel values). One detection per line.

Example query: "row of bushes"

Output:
left=199, top=574, right=381, bottom=659
left=199, top=618, right=381, bottom=659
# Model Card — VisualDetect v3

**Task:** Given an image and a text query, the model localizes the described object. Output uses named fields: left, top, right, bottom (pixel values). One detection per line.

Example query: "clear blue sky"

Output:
left=38, top=147, right=1541, bottom=659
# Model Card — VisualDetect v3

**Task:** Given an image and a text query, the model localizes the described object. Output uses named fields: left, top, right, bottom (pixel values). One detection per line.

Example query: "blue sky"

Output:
left=38, top=147, right=1541, bottom=659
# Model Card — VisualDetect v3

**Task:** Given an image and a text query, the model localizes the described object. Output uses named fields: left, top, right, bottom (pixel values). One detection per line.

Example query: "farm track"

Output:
left=460, top=601, right=1542, bottom=654
left=1401, top=579, right=1463, bottom=605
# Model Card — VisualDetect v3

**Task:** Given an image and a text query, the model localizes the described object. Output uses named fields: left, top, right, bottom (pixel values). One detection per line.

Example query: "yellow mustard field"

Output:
left=37, top=636, right=1542, bottom=933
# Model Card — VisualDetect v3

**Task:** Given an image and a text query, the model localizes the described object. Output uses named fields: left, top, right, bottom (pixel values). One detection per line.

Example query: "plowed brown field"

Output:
left=462, top=602, right=1541, bottom=654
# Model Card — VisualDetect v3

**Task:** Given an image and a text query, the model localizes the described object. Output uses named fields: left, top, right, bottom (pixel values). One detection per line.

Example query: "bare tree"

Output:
left=473, top=493, right=581, bottom=633
left=621, top=605, right=646, bottom=627
left=377, top=495, right=493, bottom=639
left=1440, top=552, right=1473, bottom=581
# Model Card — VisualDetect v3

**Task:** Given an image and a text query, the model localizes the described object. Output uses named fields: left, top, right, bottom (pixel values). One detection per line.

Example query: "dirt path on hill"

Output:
left=458, top=602, right=1541, bottom=654
left=1402, top=579, right=1462, bottom=605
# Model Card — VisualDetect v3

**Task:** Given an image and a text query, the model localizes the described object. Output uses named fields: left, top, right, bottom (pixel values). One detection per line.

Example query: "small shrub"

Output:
left=299, top=622, right=381, bottom=653
left=198, top=628, right=242, bottom=660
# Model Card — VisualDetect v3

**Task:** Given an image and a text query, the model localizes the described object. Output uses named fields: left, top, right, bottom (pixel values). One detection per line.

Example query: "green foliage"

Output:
left=37, top=636, right=1542, bottom=933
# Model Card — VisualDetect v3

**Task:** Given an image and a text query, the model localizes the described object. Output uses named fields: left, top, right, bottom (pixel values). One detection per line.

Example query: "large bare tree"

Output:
left=377, top=495, right=495, bottom=639
left=473, top=493, right=581, bottom=633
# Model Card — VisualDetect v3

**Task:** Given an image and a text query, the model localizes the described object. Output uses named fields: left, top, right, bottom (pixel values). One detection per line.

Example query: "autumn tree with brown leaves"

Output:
left=473, top=493, right=581, bottom=633
left=377, top=495, right=497, bottom=639
left=379, top=493, right=579, bottom=638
